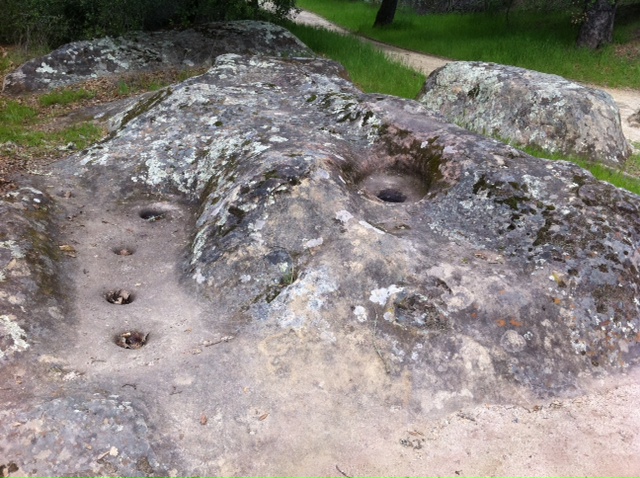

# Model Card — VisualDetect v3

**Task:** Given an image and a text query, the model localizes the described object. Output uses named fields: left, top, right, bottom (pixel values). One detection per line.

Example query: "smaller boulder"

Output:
left=418, top=61, right=631, bottom=166
left=2, top=21, right=313, bottom=94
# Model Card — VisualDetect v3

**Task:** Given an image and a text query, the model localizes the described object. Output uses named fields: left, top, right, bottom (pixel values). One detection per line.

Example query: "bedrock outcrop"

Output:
left=1, top=52, right=639, bottom=476
left=2, top=21, right=313, bottom=94
left=418, top=61, right=632, bottom=166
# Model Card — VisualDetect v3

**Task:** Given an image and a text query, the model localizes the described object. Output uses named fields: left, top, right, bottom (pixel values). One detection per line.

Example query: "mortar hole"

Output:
left=377, top=189, right=407, bottom=203
left=112, top=246, right=135, bottom=256
left=358, top=171, right=428, bottom=204
left=115, top=330, right=148, bottom=349
left=105, top=289, right=134, bottom=305
left=139, top=209, right=166, bottom=222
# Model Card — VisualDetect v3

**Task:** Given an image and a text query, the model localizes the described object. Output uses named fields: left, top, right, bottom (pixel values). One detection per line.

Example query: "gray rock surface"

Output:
left=2, top=21, right=313, bottom=94
left=1, top=52, right=640, bottom=476
left=417, top=61, right=632, bottom=166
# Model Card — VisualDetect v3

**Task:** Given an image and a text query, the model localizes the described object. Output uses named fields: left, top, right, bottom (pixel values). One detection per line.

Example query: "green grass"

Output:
left=0, top=99, right=102, bottom=149
left=521, top=145, right=640, bottom=196
left=51, top=123, right=104, bottom=150
left=0, top=101, right=38, bottom=125
left=39, top=88, right=95, bottom=106
left=117, top=80, right=132, bottom=96
left=0, top=101, right=41, bottom=145
left=297, top=0, right=640, bottom=89
left=284, top=22, right=425, bottom=98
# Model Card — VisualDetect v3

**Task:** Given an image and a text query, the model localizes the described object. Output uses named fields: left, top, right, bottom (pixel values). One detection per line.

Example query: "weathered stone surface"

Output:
left=0, top=186, right=63, bottom=361
left=1, top=52, right=640, bottom=475
left=417, top=61, right=632, bottom=166
left=1, top=393, right=169, bottom=477
left=2, top=21, right=313, bottom=94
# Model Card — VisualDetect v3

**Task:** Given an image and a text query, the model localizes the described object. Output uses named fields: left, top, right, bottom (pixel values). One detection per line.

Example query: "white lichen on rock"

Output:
left=369, top=285, right=403, bottom=306
left=0, top=314, right=29, bottom=358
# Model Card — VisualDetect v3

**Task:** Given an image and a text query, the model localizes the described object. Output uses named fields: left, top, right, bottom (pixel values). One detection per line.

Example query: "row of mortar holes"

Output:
left=106, top=207, right=167, bottom=349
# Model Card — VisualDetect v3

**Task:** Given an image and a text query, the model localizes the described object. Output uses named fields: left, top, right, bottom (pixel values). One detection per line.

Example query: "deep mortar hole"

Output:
left=114, top=330, right=148, bottom=349
left=112, top=246, right=136, bottom=256
left=105, top=289, right=135, bottom=305
left=358, top=170, right=429, bottom=204
left=139, top=208, right=167, bottom=222
left=377, top=188, right=407, bottom=203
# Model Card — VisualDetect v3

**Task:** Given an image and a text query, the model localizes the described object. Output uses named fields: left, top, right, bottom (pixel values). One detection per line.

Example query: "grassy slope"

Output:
left=296, top=0, right=640, bottom=89
left=285, top=22, right=426, bottom=97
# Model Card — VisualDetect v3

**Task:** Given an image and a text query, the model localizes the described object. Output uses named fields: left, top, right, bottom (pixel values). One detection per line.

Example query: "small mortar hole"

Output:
left=139, top=209, right=166, bottom=222
left=105, top=289, right=134, bottom=305
left=112, top=246, right=135, bottom=256
left=115, top=331, right=148, bottom=349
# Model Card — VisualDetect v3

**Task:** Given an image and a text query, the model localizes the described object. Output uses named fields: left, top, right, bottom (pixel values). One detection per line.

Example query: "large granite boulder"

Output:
left=2, top=21, right=313, bottom=94
left=417, top=61, right=632, bottom=166
left=1, top=52, right=640, bottom=475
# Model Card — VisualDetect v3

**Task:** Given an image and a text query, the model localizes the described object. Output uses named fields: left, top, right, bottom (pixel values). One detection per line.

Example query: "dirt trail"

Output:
left=293, top=9, right=640, bottom=146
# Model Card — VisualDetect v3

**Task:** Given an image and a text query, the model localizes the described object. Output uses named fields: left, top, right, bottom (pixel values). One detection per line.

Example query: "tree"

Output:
left=576, top=0, right=618, bottom=49
left=373, top=0, right=399, bottom=27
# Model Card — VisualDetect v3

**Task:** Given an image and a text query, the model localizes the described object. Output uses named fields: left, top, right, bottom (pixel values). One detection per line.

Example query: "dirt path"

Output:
left=293, top=10, right=640, bottom=147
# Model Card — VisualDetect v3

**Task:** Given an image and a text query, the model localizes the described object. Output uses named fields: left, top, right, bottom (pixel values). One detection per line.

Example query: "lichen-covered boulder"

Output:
left=2, top=21, right=313, bottom=94
left=1, top=53, right=640, bottom=475
left=417, top=61, right=631, bottom=166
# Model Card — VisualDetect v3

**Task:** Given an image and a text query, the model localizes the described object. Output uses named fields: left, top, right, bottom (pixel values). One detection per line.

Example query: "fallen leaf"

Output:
left=258, top=413, right=269, bottom=421
left=551, top=271, right=567, bottom=287
left=58, top=244, right=77, bottom=257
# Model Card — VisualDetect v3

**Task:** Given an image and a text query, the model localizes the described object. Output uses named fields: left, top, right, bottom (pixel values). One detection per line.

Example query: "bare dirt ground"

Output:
left=293, top=10, right=640, bottom=147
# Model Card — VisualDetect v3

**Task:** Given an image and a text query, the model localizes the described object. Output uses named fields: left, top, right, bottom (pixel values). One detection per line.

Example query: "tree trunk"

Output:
left=374, top=0, right=399, bottom=27
left=576, top=0, right=617, bottom=49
